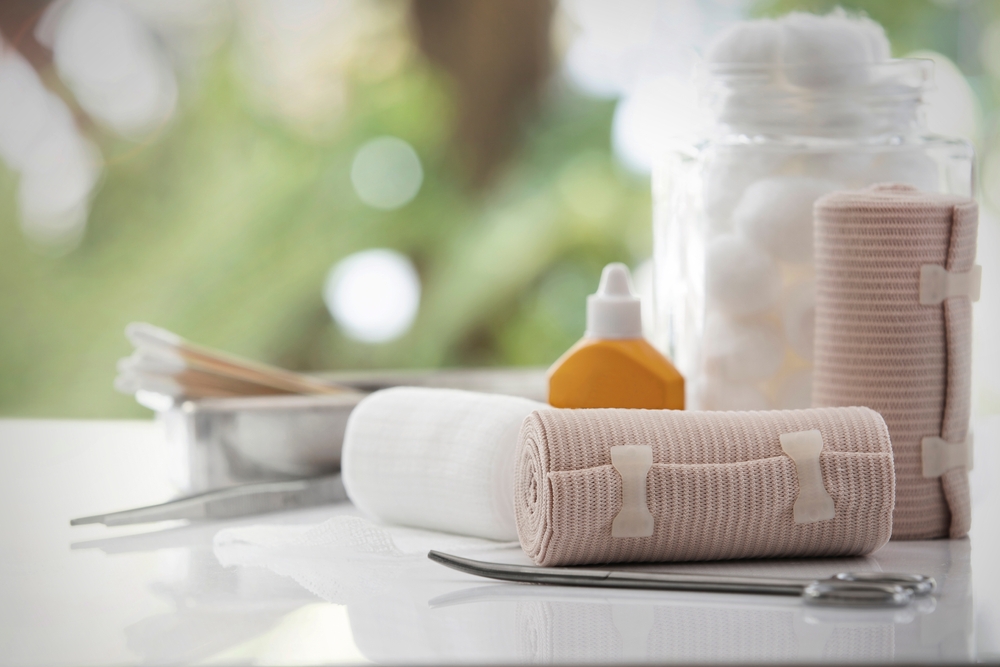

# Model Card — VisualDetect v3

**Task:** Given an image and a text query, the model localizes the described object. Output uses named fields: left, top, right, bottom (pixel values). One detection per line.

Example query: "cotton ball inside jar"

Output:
left=732, top=176, right=840, bottom=263
left=697, top=377, right=770, bottom=411
left=798, top=152, right=874, bottom=187
left=782, top=280, right=815, bottom=361
left=866, top=151, right=940, bottom=192
left=780, top=11, right=891, bottom=88
left=703, top=314, right=784, bottom=382
left=706, top=235, right=782, bottom=316
left=703, top=151, right=787, bottom=235
left=775, top=370, right=813, bottom=409
left=855, top=15, right=892, bottom=63
left=705, top=19, right=782, bottom=65
left=703, top=159, right=748, bottom=235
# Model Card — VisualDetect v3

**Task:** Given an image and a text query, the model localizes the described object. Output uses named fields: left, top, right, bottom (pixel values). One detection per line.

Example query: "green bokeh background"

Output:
left=1, top=0, right=997, bottom=417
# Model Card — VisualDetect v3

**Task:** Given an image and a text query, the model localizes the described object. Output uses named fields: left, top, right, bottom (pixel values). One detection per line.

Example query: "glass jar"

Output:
left=652, top=59, right=974, bottom=410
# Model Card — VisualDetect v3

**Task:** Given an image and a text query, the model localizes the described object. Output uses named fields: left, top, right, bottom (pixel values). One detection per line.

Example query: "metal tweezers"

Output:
left=71, top=474, right=347, bottom=526
left=428, top=551, right=936, bottom=607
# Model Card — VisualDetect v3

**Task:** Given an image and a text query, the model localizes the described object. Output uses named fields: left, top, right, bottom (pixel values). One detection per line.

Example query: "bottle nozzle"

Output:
left=597, top=263, right=636, bottom=297
left=586, top=263, right=643, bottom=339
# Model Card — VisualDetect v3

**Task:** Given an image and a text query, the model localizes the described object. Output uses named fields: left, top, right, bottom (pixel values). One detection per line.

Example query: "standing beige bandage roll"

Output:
left=515, top=406, right=895, bottom=567
left=813, top=183, right=979, bottom=540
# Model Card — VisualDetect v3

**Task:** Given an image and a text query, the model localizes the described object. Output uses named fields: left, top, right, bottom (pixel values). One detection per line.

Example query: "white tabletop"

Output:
left=1, top=417, right=999, bottom=666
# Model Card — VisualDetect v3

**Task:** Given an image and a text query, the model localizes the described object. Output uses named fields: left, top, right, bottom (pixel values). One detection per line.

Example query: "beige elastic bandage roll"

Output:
left=813, top=183, right=978, bottom=540
left=514, top=406, right=895, bottom=567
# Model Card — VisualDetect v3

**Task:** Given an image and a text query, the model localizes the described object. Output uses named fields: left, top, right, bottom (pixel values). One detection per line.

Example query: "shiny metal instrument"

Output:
left=427, top=551, right=935, bottom=607
left=71, top=474, right=347, bottom=526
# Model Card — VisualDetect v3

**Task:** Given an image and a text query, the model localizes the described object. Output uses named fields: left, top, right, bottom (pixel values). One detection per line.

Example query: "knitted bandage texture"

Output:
left=515, top=406, right=894, bottom=566
left=813, top=183, right=976, bottom=539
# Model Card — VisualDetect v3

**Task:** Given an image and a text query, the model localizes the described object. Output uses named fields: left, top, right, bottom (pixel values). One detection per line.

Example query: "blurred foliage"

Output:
left=756, top=0, right=965, bottom=55
left=0, top=25, right=649, bottom=417
left=2, top=0, right=997, bottom=418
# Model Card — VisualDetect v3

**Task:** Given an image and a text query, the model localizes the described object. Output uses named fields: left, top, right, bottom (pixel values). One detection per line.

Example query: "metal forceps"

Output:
left=71, top=474, right=347, bottom=526
left=427, top=551, right=936, bottom=608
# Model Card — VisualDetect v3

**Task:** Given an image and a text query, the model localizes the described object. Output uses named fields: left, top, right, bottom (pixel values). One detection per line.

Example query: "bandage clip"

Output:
left=780, top=430, right=836, bottom=524
left=919, top=264, right=982, bottom=306
left=611, top=445, right=654, bottom=537
left=922, top=433, right=973, bottom=478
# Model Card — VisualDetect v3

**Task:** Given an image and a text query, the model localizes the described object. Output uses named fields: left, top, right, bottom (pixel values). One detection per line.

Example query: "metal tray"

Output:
left=155, top=367, right=547, bottom=492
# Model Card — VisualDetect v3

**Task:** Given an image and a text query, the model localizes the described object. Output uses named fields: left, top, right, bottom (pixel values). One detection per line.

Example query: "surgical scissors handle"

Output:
left=427, top=551, right=935, bottom=607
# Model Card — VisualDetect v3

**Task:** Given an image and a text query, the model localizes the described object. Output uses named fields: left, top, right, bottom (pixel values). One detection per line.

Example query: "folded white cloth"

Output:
left=342, top=387, right=547, bottom=540
left=214, top=513, right=517, bottom=603
left=213, top=514, right=529, bottom=664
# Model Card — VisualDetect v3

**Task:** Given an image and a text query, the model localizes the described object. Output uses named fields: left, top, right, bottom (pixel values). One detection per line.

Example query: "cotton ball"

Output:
left=703, top=151, right=787, bottom=234
left=779, top=11, right=891, bottom=88
left=703, top=315, right=784, bottom=382
left=866, top=151, right=940, bottom=192
left=775, top=370, right=813, bottom=409
left=706, top=19, right=782, bottom=65
left=733, top=176, right=840, bottom=263
left=782, top=280, right=815, bottom=360
left=798, top=152, right=873, bottom=186
left=703, top=159, right=746, bottom=234
left=859, top=19, right=892, bottom=63
left=697, top=378, right=770, bottom=411
left=706, top=235, right=781, bottom=316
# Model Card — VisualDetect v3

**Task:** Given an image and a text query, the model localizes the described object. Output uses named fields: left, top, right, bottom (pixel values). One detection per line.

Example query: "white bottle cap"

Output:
left=585, top=263, right=643, bottom=339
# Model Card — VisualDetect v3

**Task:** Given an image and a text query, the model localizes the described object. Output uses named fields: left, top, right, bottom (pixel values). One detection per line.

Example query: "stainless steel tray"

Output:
left=156, top=367, right=547, bottom=492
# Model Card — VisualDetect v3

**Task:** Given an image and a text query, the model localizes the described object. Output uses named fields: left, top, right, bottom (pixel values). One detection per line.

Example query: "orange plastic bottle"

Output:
left=547, top=263, right=684, bottom=410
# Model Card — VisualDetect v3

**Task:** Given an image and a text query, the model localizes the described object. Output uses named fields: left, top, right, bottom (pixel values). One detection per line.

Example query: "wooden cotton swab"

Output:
left=115, top=370, right=253, bottom=399
left=118, top=351, right=290, bottom=395
left=123, top=322, right=357, bottom=397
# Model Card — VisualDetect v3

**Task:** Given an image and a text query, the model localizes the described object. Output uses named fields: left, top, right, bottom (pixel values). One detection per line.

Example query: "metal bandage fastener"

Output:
left=919, top=264, right=982, bottom=306
left=922, top=433, right=974, bottom=478
left=610, top=445, right=654, bottom=538
left=780, top=430, right=836, bottom=524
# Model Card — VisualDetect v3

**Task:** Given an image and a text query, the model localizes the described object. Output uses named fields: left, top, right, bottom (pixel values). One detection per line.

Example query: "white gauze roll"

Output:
left=341, top=387, right=546, bottom=541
